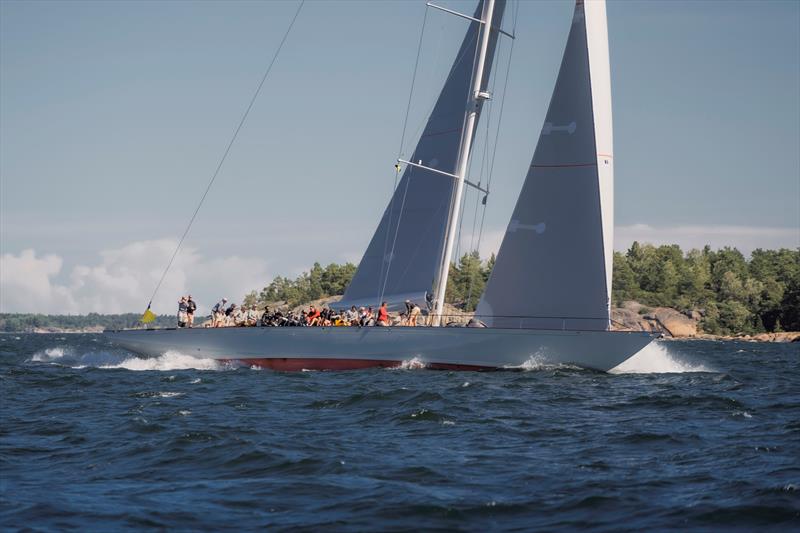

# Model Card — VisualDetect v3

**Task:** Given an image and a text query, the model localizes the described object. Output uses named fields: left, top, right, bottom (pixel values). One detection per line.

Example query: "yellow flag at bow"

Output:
left=141, top=308, right=156, bottom=324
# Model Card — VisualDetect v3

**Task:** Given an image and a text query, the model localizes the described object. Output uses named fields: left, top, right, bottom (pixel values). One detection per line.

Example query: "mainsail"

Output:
left=338, top=0, right=506, bottom=311
left=476, top=0, right=614, bottom=331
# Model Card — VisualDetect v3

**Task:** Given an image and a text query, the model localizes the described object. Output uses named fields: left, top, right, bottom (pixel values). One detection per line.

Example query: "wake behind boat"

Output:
left=107, top=0, right=655, bottom=371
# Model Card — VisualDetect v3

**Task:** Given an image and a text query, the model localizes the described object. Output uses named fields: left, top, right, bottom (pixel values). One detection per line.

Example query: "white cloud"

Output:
left=0, top=240, right=270, bottom=315
left=0, top=250, right=76, bottom=313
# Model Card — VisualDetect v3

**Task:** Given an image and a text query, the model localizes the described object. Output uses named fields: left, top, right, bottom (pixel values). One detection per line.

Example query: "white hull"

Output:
left=105, top=326, right=653, bottom=372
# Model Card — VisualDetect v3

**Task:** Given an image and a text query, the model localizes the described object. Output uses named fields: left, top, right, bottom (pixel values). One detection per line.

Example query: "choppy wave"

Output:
left=392, top=357, right=427, bottom=370
left=503, top=352, right=583, bottom=371
left=30, top=346, right=70, bottom=362
left=610, top=341, right=714, bottom=374
left=101, top=351, right=222, bottom=371
left=30, top=346, right=222, bottom=371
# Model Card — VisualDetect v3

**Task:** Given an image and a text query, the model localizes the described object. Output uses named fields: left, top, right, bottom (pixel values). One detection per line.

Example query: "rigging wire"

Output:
left=144, top=0, right=305, bottom=311
left=484, top=0, right=518, bottom=197
left=397, top=7, right=429, bottom=159
left=404, top=28, right=480, bottom=170
left=452, top=19, right=484, bottom=269
left=380, top=7, right=482, bottom=303
left=468, top=0, right=519, bottom=305
left=379, top=174, right=412, bottom=304
left=379, top=5, right=428, bottom=301
left=463, top=60, right=497, bottom=308
left=468, top=63, right=496, bottom=255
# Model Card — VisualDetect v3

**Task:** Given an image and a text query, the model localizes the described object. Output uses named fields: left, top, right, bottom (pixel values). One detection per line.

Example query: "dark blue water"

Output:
left=1, top=334, right=798, bottom=530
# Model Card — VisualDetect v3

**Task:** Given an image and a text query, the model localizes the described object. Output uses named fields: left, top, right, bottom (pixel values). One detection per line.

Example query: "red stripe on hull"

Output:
left=227, top=358, right=495, bottom=371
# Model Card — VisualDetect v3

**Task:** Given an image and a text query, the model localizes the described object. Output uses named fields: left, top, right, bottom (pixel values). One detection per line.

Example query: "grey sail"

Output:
left=476, top=0, right=615, bottom=331
left=338, top=0, right=506, bottom=311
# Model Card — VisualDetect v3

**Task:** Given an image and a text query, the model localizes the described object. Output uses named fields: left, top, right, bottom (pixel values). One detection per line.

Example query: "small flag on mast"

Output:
left=141, top=305, right=156, bottom=324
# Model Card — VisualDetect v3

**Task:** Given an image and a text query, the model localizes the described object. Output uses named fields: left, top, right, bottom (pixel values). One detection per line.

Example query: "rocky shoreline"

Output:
left=611, top=300, right=799, bottom=342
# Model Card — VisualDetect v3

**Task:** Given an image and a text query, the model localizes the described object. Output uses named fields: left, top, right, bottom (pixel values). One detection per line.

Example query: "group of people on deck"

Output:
left=180, top=296, right=424, bottom=328
left=210, top=298, right=261, bottom=328
left=296, top=300, right=421, bottom=327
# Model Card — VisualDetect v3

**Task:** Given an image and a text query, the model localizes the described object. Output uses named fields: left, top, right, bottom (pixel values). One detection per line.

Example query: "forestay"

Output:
left=338, top=0, right=506, bottom=312
left=476, top=0, right=614, bottom=331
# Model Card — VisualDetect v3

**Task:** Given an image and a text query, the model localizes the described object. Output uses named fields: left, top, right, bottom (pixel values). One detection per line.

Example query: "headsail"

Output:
left=476, top=0, right=614, bottom=331
left=338, top=0, right=506, bottom=311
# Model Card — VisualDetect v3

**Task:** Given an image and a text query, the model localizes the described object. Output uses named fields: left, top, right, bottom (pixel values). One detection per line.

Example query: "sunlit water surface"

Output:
left=1, top=333, right=798, bottom=530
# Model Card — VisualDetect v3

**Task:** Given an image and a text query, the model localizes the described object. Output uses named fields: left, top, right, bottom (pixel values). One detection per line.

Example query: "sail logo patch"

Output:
left=508, top=221, right=546, bottom=234
left=541, top=122, right=576, bottom=135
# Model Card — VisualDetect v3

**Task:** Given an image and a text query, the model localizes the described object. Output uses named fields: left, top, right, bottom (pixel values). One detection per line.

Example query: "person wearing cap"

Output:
left=186, top=295, right=197, bottom=328
left=212, top=297, right=228, bottom=327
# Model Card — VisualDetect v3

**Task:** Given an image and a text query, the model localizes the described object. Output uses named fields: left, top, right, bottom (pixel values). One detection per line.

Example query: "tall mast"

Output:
left=432, top=0, right=497, bottom=326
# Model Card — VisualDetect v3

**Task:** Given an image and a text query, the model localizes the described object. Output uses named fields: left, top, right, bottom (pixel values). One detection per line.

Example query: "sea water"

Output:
left=1, top=333, right=798, bottom=530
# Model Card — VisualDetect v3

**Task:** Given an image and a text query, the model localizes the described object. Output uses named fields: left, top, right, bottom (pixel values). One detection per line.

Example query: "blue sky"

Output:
left=1, top=0, right=798, bottom=314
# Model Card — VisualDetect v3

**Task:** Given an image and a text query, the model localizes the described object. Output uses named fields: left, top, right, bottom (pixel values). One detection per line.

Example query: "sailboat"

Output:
left=107, top=0, right=654, bottom=372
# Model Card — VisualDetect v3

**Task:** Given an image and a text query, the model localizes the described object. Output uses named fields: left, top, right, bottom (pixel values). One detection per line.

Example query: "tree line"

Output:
left=241, top=244, right=798, bottom=335
left=613, top=243, right=798, bottom=334
left=238, top=255, right=496, bottom=312
left=0, top=313, right=175, bottom=333
left=242, top=262, right=358, bottom=309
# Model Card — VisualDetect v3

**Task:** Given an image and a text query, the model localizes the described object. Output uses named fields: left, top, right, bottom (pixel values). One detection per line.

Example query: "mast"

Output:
left=431, top=0, right=497, bottom=326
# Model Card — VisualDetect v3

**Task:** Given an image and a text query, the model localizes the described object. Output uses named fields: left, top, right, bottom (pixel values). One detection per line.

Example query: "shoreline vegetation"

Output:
left=2, top=243, right=797, bottom=342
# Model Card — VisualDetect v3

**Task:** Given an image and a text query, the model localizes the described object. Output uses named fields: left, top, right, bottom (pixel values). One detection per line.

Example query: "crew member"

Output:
left=212, top=298, right=228, bottom=327
left=377, top=301, right=389, bottom=326
left=307, top=305, right=321, bottom=326
left=177, top=296, right=188, bottom=328
left=186, top=295, right=197, bottom=328
left=408, top=301, right=421, bottom=327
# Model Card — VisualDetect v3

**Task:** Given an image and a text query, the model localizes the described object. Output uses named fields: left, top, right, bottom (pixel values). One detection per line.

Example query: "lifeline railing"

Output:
left=417, top=313, right=639, bottom=332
